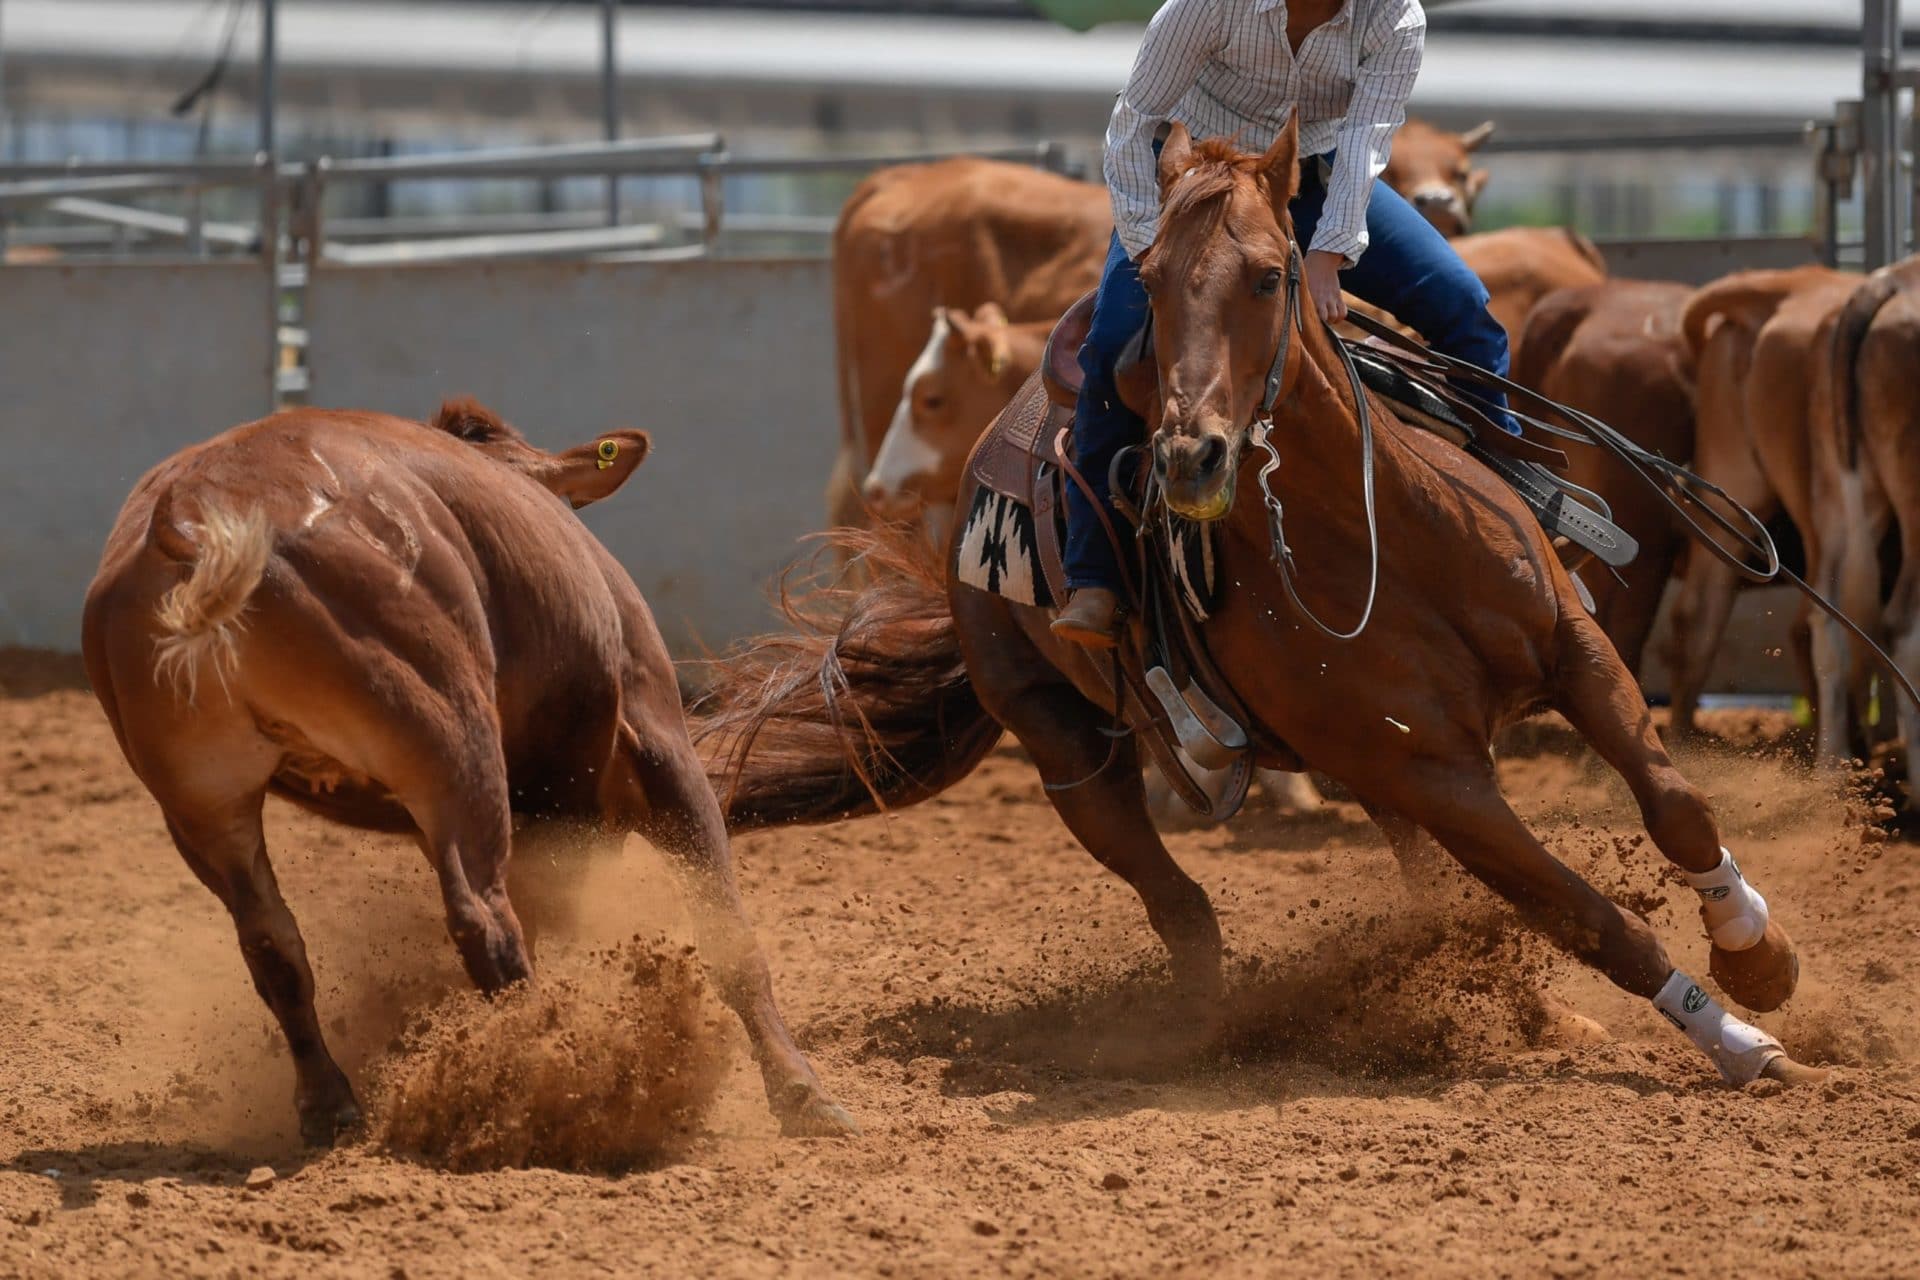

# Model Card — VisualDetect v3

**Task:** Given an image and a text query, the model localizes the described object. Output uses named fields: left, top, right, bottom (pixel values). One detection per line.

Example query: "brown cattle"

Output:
left=828, top=119, right=1496, bottom=529
left=827, top=159, right=1109, bottom=531
left=1454, top=226, right=1609, bottom=343
left=82, top=400, right=854, bottom=1144
left=1382, top=118, right=1496, bottom=237
left=1512, top=279, right=1694, bottom=674
left=860, top=302, right=1052, bottom=531
left=1666, top=267, right=1863, bottom=750
left=1829, top=256, right=1920, bottom=807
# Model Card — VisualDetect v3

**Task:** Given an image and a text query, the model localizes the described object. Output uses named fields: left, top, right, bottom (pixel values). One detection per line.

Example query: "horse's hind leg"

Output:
left=604, top=721, right=855, bottom=1138
left=1553, top=613, right=1801, bottom=1013
left=161, top=780, right=360, bottom=1145
left=1391, top=754, right=1819, bottom=1087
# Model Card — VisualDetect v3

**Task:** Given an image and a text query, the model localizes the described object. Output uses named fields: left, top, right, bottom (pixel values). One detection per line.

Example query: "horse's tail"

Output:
left=147, top=486, right=273, bottom=705
left=1828, top=262, right=1920, bottom=468
left=691, top=529, right=1003, bottom=833
left=1561, top=227, right=1607, bottom=276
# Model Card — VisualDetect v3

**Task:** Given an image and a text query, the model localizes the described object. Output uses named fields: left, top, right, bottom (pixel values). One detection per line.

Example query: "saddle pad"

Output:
left=955, top=484, right=1056, bottom=609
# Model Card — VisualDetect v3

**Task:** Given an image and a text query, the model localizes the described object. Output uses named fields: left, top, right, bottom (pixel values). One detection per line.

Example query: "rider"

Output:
left=1053, top=0, right=1517, bottom=648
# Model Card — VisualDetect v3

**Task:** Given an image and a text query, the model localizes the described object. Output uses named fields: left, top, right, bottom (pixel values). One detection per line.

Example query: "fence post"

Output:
left=260, top=159, right=282, bottom=413
left=1861, top=0, right=1903, bottom=270
left=1818, top=107, right=1858, bottom=269
left=699, top=164, right=724, bottom=251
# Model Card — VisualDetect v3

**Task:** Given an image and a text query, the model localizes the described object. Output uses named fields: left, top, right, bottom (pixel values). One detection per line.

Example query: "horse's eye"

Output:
left=1255, top=267, right=1283, bottom=298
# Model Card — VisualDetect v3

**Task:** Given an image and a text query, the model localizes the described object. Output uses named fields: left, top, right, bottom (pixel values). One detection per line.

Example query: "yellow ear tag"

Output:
left=596, top=439, right=619, bottom=470
left=990, top=352, right=1008, bottom=378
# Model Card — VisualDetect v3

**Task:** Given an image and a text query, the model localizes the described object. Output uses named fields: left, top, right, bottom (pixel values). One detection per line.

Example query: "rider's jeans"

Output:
left=1065, top=154, right=1515, bottom=592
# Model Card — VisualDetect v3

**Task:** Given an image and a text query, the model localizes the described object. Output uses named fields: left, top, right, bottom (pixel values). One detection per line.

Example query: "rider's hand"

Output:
left=1304, top=249, right=1349, bottom=326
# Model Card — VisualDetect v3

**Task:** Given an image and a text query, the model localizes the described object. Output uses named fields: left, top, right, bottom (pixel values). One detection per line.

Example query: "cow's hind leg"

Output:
left=605, top=723, right=855, bottom=1138
left=404, top=723, right=531, bottom=994
left=165, top=788, right=360, bottom=1145
left=1390, top=749, right=1820, bottom=1088
left=1553, top=613, right=1802, bottom=1014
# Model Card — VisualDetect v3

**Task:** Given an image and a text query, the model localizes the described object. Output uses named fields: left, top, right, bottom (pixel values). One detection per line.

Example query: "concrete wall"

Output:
left=0, top=262, right=273, bottom=649
left=304, top=256, right=837, bottom=655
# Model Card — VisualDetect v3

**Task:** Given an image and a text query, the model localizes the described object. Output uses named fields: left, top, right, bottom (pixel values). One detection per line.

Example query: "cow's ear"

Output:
left=1465, top=168, right=1491, bottom=204
left=965, top=321, right=1013, bottom=381
left=540, top=429, right=652, bottom=508
left=1460, top=120, right=1496, bottom=152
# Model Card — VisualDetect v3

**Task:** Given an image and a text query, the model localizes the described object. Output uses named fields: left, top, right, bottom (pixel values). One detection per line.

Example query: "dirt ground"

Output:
left=3, top=650, right=1919, bottom=1279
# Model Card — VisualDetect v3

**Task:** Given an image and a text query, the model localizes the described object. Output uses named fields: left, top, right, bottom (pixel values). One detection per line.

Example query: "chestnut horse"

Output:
left=704, top=123, right=1822, bottom=1089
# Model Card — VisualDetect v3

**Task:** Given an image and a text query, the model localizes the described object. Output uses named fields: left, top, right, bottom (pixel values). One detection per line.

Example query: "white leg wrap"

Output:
left=1683, top=848, right=1769, bottom=951
left=1653, top=969, right=1784, bottom=1085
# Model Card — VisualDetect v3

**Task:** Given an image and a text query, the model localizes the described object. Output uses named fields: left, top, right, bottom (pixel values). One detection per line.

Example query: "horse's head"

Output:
left=1139, top=119, right=1307, bottom=522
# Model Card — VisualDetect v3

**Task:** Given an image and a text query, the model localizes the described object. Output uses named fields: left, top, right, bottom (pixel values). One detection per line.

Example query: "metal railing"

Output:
left=0, top=132, right=1080, bottom=409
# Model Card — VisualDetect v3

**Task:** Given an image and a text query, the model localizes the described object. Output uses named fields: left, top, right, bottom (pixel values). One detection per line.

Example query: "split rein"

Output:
left=1342, top=309, right=1920, bottom=719
left=1137, top=240, right=1384, bottom=643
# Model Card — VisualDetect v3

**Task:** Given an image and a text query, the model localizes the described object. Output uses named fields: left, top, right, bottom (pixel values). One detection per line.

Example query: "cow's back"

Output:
left=834, top=159, right=1110, bottom=474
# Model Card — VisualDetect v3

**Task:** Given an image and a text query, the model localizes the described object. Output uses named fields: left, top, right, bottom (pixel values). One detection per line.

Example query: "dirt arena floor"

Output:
left=4, top=648, right=1919, bottom=1278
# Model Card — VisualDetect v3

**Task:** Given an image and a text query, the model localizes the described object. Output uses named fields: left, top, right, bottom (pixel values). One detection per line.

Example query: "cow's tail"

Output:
left=1510, top=284, right=1594, bottom=388
left=1829, top=265, right=1916, bottom=468
left=1678, top=271, right=1799, bottom=373
left=691, top=529, right=1003, bottom=833
left=1562, top=227, right=1607, bottom=276
left=147, top=486, right=272, bottom=705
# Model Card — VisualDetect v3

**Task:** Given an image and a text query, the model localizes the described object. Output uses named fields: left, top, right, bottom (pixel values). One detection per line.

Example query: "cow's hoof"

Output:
left=1710, top=917, right=1800, bottom=1012
left=775, top=1086, right=860, bottom=1139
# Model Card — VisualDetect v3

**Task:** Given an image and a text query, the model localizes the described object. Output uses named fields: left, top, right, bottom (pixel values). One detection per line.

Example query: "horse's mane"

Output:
left=1158, top=137, right=1265, bottom=229
left=430, top=396, right=525, bottom=446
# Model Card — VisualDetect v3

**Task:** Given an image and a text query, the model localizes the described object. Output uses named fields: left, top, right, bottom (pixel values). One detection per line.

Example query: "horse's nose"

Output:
left=1159, top=432, right=1227, bottom=483
left=1155, top=431, right=1237, bottom=521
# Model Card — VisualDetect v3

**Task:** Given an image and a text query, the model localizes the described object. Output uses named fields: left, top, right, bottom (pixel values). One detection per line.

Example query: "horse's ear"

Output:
left=1156, top=121, right=1196, bottom=199
left=1261, top=115, right=1302, bottom=210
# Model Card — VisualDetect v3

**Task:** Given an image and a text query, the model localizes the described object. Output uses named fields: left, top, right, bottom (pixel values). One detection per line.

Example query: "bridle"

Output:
left=1244, top=239, right=1382, bottom=642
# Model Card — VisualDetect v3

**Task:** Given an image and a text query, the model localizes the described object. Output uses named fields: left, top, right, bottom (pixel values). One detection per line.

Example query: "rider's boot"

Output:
left=1051, top=587, right=1122, bottom=649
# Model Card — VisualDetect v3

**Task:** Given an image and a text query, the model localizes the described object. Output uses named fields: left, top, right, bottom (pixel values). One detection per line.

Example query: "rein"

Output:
left=1343, top=308, right=1920, bottom=718
left=1246, top=242, right=1382, bottom=641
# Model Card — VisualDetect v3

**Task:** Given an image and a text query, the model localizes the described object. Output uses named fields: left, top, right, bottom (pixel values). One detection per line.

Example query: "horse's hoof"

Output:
left=776, top=1089, right=861, bottom=1139
left=1710, top=917, right=1800, bottom=1012
left=1758, top=1055, right=1830, bottom=1089
left=297, top=1092, right=364, bottom=1148
left=1538, top=996, right=1610, bottom=1048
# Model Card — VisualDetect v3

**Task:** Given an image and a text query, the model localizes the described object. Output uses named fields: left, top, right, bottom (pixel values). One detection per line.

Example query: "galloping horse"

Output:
left=705, top=122, right=1822, bottom=1089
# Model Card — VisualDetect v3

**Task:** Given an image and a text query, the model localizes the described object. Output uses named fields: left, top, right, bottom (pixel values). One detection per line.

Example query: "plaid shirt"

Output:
left=1105, top=0, right=1426, bottom=264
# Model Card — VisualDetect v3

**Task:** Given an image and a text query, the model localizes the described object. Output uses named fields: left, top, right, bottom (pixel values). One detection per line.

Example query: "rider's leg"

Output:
left=1292, top=162, right=1520, bottom=436
left=1057, top=230, right=1152, bottom=645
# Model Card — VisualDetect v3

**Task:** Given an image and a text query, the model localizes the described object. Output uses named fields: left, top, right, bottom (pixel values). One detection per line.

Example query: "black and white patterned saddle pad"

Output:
left=955, top=486, right=1054, bottom=608
left=954, top=477, right=1220, bottom=619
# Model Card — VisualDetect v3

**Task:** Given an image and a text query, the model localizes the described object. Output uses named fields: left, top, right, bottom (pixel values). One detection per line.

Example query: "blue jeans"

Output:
left=1065, top=155, right=1515, bottom=591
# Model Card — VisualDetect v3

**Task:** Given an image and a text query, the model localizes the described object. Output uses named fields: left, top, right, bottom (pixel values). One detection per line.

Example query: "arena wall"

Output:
left=0, top=252, right=1801, bottom=698
left=0, top=262, right=275, bottom=651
